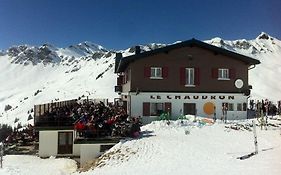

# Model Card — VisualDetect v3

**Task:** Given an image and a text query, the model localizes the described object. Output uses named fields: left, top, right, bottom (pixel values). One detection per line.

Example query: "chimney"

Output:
left=135, top=46, right=141, bottom=54
left=116, top=52, right=122, bottom=59
left=115, top=53, right=123, bottom=73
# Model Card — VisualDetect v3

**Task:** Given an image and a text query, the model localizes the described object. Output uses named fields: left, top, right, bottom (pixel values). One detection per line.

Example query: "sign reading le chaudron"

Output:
left=150, top=95, right=235, bottom=100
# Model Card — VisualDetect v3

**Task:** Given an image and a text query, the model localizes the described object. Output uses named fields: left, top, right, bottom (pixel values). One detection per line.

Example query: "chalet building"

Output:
left=114, top=39, right=260, bottom=123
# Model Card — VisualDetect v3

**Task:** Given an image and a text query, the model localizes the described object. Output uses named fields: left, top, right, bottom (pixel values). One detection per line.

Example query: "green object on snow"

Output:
left=158, top=112, right=170, bottom=121
left=178, top=115, right=185, bottom=120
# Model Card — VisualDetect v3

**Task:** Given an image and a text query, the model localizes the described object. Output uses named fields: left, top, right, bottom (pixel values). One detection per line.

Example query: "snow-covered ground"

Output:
left=1, top=117, right=281, bottom=175
left=0, top=156, right=77, bottom=175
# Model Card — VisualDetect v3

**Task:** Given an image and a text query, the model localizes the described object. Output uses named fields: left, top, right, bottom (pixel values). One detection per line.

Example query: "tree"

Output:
left=0, top=124, right=13, bottom=142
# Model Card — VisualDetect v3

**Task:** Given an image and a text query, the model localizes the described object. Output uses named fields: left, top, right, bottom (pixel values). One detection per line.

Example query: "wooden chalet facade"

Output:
left=115, top=39, right=260, bottom=123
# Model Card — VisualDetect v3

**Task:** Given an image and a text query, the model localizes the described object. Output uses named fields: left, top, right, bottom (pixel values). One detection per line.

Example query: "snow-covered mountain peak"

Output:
left=78, top=41, right=107, bottom=52
left=205, top=37, right=226, bottom=48
left=0, top=41, right=111, bottom=66
left=257, top=32, right=272, bottom=40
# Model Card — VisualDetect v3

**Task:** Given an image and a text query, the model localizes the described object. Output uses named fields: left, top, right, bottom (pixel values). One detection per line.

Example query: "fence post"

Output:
left=0, top=142, right=3, bottom=168
left=253, top=120, right=258, bottom=154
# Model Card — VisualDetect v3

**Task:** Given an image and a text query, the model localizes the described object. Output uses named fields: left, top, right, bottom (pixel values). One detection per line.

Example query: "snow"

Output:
left=1, top=118, right=280, bottom=175
left=0, top=51, right=117, bottom=126
left=76, top=118, right=281, bottom=175
left=0, top=155, right=77, bottom=175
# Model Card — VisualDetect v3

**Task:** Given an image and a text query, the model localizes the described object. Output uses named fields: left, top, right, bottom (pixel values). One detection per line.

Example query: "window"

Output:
left=58, top=132, right=73, bottom=154
left=237, top=103, right=242, bottom=111
left=218, top=68, right=229, bottom=80
left=150, top=103, right=164, bottom=116
left=228, top=103, right=234, bottom=111
left=150, top=67, right=162, bottom=79
left=143, top=102, right=171, bottom=116
left=185, top=68, right=194, bottom=86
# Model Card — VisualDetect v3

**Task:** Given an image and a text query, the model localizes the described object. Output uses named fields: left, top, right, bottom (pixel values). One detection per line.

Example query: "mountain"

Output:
left=0, top=33, right=280, bottom=127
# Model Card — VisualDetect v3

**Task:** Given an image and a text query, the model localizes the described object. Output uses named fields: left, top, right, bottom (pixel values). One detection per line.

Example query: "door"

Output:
left=183, top=103, right=196, bottom=115
left=122, top=101, right=128, bottom=114
left=58, top=132, right=73, bottom=154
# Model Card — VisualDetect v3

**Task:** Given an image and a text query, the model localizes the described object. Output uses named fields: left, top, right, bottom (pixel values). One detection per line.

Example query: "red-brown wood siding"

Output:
left=229, top=68, right=236, bottom=79
left=143, top=102, right=150, bottom=116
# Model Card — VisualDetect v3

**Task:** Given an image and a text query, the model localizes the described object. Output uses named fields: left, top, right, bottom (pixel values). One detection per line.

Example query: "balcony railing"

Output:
left=35, top=116, right=75, bottom=128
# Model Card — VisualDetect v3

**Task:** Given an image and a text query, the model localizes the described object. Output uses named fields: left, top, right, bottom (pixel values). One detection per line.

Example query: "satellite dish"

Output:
left=235, top=79, right=244, bottom=89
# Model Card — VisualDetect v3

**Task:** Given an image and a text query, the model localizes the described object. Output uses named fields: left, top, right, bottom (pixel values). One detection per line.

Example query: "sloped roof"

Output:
left=115, top=38, right=260, bottom=73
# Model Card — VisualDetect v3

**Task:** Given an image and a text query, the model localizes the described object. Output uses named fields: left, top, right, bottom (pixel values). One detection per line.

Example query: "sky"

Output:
left=0, top=0, right=280, bottom=50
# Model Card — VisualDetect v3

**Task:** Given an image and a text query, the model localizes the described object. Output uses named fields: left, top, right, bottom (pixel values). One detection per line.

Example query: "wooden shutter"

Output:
left=229, top=69, right=236, bottom=79
left=162, top=67, right=169, bottom=78
left=180, top=67, right=186, bottom=85
left=144, top=67, right=151, bottom=78
left=117, top=75, right=123, bottom=85
left=195, top=68, right=200, bottom=86
left=165, top=102, right=172, bottom=115
left=212, top=68, right=218, bottom=79
left=143, top=102, right=150, bottom=116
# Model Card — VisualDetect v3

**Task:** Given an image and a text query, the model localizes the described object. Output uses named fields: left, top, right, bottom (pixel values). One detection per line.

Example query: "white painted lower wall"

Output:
left=38, top=130, right=117, bottom=166
left=80, top=144, right=101, bottom=166
left=129, top=92, right=248, bottom=124
left=79, top=143, right=116, bottom=166
left=39, top=130, right=80, bottom=157
left=39, top=130, right=58, bottom=157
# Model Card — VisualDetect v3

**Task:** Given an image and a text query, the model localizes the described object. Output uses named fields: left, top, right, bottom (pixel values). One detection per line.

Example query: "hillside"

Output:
left=1, top=118, right=281, bottom=175
left=0, top=33, right=281, bottom=126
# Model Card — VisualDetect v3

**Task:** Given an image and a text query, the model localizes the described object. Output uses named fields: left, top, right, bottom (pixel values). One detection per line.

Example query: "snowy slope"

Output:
left=0, top=42, right=117, bottom=126
left=0, top=33, right=281, bottom=127
left=75, top=118, right=281, bottom=175
left=1, top=118, right=280, bottom=175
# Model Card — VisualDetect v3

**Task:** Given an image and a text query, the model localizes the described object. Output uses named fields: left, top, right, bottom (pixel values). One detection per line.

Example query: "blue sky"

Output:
left=0, top=0, right=280, bottom=50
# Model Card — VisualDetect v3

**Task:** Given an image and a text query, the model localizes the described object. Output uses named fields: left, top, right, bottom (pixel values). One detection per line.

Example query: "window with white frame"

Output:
left=185, top=68, right=194, bottom=86
left=150, top=103, right=164, bottom=116
left=218, top=68, right=229, bottom=80
left=150, top=67, right=162, bottom=78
